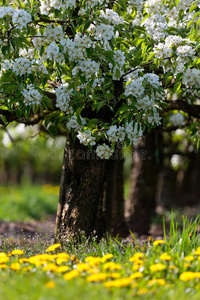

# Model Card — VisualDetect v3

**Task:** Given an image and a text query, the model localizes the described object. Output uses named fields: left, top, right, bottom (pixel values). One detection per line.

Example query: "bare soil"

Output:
left=0, top=215, right=166, bottom=246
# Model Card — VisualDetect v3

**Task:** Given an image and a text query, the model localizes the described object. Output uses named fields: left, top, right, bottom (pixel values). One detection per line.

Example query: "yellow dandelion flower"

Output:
left=184, top=256, right=195, bottom=262
left=87, top=273, right=107, bottom=282
left=0, top=264, right=7, bottom=269
left=103, top=262, right=122, bottom=271
left=45, top=281, right=55, bottom=288
left=180, top=272, right=195, bottom=281
left=159, top=253, right=172, bottom=261
left=132, top=259, right=143, bottom=265
left=137, top=288, right=148, bottom=295
left=180, top=272, right=200, bottom=281
left=169, top=265, right=176, bottom=270
left=76, top=263, right=90, bottom=272
left=43, top=263, right=58, bottom=271
left=148, top=279, right=166, bottom=286
left=132, top=265, right=141, bottom=271
left=0, top=253, right=7, bottom=258
left=184, top=263, right=190, bottom=268
left=8, top=249, right=24, bottom=256
left=87, top=268, right=99, bottom=274
left=22, top=266, right=32, bottom=272
left=0, top=257, right=9, bottom=264
left=150, top=263, right=166, bottom=272
left=108, top=273, right=121, bottom=279
left=64, top=270, right=79, bottom=280
left=56, top=253, right=70, bottom=259
left=19, top=258, right=29, bottom=264
left=55, top=266, right=69, bottom=273
left=194, top=249, right=200, bottom=256
left=129, top=253, right=144, bottom=262
left=101, top=254, right=113, bottom=262
left=85, top=257, right=102, bottom=266
left=10, top=263, right=20, bottom=271
left=29, top=254, right=56, bottom=264
left=56, top=258, right=68, bottom=265
left=153, top=240, right=165, bottom=246
left=130, top=272, right=143, bottom=280
left=46, top=243, right=61, bottom=252
left=104, top=277, right=132, bottom=288
left=70, top=255, right=77, bottom=261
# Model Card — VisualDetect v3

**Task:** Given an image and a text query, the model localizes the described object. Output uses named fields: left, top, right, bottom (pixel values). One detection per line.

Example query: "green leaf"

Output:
left=0, top=114, right=7, bottom=124
left=48, top=125, right=57, bottom=136
left=105, top=55, right=116, bottom=66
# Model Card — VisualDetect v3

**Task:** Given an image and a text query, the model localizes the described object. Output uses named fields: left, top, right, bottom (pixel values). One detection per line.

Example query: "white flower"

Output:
left=96, top=143, right=114, bottom=159
left=22, top=85, right=42, bottom=106
left=169, top=113, right=184, bottom=126
left=77, top=130, right=96, bottom=146
left=94, top=24, right=115, bottom=41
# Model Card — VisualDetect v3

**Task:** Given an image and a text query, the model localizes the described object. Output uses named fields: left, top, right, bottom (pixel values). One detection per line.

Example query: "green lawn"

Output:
left=0, top=185, right=200, bottom=299
left=0, top=184, right=58, bottom=222
left=0, top=215, right=200, bottom=299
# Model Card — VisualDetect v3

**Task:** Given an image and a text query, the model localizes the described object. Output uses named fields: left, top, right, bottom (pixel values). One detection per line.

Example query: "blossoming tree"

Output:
left=0, top=0, right=200, bottom=238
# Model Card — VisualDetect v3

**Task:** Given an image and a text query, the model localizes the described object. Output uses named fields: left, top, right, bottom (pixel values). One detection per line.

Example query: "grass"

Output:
left=0, top=216, right=200, bottom=299
left=1, top=184, right=200, bottom=299
left=0, top=184, right=58, bottom=221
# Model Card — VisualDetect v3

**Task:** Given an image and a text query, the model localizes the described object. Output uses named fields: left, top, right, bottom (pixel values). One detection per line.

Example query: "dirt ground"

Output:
left=0, top=215, right=167, bottom=246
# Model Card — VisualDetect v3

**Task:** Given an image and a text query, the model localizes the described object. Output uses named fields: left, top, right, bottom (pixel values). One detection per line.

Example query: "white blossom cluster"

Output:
left=124, top=73, right=162, bottom=125
left=145, top=0, right=164, bottom=14
left=125, top=121, right=143, bottom=145
left=72, top=59, right=100, bottom=80
left=169, top=113, right=185, bottom=126
left=182, top=68, right=200, bottom=88
left=45, top=25, right=64, bottom=42
left=0, top=7, right=31, bottom=29
left=12, top=57, right=48, bottom=76
left=106, top=125, right=125, bottom=143
left=60, top=34, right=92, bottom=62
left=12, top=9, right=32, bottom=29
left=77, top=130, right=96, bottom=146
left=99, top=9, right=124, bottom=25
left=94, top=24, right=115, bottom=41
left=0, top=7, right=15, bottom=18
left=128, top=0, right=143, bottom=9
left=66, top=115, right=86, bottom=132
left=13, top=58, right=32, bottom=76
left=96, top=143, right=114, bottom=159
left=22, top=85, right=43, bottom=106
left=143, top=14, right=168, bottom=41
left=108, top=50, right=126, bottom=80
left=43, top=42, right=64, bottom=63
left=55, top=84, right=73, bottom=113
left=40, top=0, right=76, bottom=15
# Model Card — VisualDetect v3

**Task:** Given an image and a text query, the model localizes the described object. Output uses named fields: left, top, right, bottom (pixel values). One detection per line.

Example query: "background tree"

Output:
left=1, top=0, right=200, bottom=239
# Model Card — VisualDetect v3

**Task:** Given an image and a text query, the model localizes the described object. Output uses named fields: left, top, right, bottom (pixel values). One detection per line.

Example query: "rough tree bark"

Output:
left=125, top=132, right=162, bottom=235
left=104, top=146, right=129, bottom=237
left=55, top=135, right=107, bottom=240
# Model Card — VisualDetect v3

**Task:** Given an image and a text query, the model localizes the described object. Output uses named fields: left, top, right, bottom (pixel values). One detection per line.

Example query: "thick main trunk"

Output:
left=55, top=136, right=107, bottom=240
left=104, top=147, right=129, bottom=237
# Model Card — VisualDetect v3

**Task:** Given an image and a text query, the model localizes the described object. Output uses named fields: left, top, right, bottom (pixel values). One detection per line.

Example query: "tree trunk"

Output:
left=55, top=135, right=107, bottom=240
left=125, top=132, right=162, bottom=235
left=104, top=146, right=129, bottom=237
